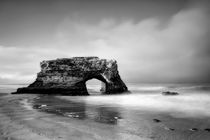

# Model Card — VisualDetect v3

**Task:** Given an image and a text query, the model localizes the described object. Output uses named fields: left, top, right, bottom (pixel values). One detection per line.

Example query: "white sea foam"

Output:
left=132, top=86, right=166, bottom=91
left=60, top=84, right=210, bottom=118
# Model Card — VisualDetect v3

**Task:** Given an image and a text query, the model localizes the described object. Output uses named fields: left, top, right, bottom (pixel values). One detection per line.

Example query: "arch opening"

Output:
left=85, top=78, right=106, bottom=95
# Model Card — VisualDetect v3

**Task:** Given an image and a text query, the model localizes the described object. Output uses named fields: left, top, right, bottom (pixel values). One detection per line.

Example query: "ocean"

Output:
left=0, top=83, right=210, bottom=140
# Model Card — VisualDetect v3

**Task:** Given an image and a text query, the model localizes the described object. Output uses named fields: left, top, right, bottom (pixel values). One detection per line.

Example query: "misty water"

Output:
left=1, top=83, right=210, bottom=140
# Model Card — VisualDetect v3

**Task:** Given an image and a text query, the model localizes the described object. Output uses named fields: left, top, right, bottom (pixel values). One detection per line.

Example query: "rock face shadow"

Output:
left=13, top=57, right=128, bottom=95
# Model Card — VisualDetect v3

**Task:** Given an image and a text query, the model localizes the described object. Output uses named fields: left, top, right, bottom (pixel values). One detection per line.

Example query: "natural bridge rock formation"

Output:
left=13, top=57, right=128, bottom=95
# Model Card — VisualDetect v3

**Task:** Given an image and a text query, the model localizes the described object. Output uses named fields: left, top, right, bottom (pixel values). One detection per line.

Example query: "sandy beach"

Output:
left=1, top=84, right=210, bottom=140
left=0, top=94, right=153, bottom=140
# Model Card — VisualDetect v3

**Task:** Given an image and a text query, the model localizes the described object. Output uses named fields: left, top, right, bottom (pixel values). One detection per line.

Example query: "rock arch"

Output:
left=13, top=57, right=128, bottom=95
left=85, top=78, right=106, bottom=94
left=84, top=74, right=108, bottom=93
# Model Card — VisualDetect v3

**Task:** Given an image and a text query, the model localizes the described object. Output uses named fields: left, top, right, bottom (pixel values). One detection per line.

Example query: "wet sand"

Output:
left=0, top=93, right=210, bottom=140
left=0, top=94, right=152, bottom=140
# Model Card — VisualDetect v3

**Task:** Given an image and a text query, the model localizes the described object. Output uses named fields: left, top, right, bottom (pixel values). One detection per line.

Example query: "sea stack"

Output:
left=13, top=57, right=128, bottom=95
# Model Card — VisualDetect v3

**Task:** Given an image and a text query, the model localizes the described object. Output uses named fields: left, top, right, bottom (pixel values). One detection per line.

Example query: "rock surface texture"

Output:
left=13, top=57, right=128, bottom=95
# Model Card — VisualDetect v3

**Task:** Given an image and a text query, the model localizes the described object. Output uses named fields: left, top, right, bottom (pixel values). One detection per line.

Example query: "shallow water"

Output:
left=1, top=83, right=210, bottom=140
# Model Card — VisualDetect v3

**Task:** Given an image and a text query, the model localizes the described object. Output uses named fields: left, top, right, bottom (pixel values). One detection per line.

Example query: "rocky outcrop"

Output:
left=162, top=91, right=179, bottom=96
left=13, top=57, right=128, bottom=95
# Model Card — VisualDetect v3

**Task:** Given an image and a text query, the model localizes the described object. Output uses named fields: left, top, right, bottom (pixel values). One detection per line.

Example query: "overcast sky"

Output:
left=0, top=0, right=209, bottom=84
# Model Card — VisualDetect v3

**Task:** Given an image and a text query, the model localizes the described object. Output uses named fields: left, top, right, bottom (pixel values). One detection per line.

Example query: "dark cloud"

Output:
left=0, top=0, right=189, bottom=46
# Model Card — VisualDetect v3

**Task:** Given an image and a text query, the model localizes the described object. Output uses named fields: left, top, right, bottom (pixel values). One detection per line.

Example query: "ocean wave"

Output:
left=59, top=92, right=210, bottom=118
left=131, top=86, right=166, bottom=91
left=176, top=85, right=210, bottom=91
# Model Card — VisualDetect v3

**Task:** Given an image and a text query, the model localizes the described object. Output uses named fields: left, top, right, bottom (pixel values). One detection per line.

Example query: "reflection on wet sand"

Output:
left=94, top=106, right=122, bottom=125
left=32, top=95, right=122, bottom=125
left=33, top=95, right=88, bottom=120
